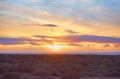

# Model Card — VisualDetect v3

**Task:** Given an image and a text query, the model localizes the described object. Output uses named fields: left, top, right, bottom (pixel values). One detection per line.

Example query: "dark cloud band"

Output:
left=0, top=35, right=120, bottom=46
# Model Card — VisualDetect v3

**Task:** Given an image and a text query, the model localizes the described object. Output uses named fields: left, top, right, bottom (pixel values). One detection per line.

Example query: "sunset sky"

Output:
left=0, top=0, right=120, bottom=53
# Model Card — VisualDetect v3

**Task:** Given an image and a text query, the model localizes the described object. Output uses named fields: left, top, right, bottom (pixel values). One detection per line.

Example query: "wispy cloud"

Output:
left=65, top=30, right=78, bottom=33
left=0, top=0, right=120, bottom=37
left=41, top=24, right=57, bottom=27
left=23, top=24, right=58, bottom=27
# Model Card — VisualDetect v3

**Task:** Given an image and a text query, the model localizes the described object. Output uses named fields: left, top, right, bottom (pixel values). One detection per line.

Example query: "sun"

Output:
left=47, top=44, right=65, bottom=50
left=46, top=43, right=67, bottom=51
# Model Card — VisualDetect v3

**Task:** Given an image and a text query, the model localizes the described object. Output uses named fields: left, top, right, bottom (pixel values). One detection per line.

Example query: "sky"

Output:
left=0, top=0, right=120, bottom=53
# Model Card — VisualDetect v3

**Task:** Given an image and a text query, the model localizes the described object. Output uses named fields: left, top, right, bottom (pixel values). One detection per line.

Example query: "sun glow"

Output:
left=46, top=43, right=67, bottom=51
left=47, top=45, right=65, bottom=50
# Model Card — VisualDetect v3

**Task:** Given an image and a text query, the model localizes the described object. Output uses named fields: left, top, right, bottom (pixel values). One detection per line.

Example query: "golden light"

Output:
left=46, top=43, right=67, bottom=51
left=47, top=45, right=65, bottom=50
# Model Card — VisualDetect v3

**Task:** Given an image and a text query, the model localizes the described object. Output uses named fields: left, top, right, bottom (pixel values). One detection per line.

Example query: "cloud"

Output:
left=0, top=37, right=28, bottom=45
left=33, top=35, right=120, bottom=44
left=32, top=35, right=49, bottom=39
left=103, top=44, right=110, bottom=47
left=80, top=0, right=93, bottom=3
left=69, top=43, right=84, bottom=47
left=65, top=30, right=78, bottom=33
left=0, top=35, right=120, bottom=47
left=1, top=0, right=120, bottom=27
left=0, top=37, right=53, bottom=45
left=0, top=0, right=120, bottom=38
left=41, top=24, right=57, bottom=27
left=114, top=44, right=120, bottom=48
left=65, top=35, right=120, bottom=44
left=23, top=24, right=58, bottom=27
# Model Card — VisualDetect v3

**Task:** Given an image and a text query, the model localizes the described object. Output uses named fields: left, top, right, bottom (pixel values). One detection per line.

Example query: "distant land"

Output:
left=0, top=54, right=120, bottom=79
left=0, top=52, right=120, bottom=55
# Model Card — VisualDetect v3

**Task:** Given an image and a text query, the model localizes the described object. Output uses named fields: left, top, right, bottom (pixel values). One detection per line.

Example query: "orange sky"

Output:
left=0, top=0, right=120, bottom=53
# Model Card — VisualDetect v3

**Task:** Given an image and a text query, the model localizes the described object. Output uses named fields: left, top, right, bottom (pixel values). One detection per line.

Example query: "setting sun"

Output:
left=46, top=44, right=65, bottom=50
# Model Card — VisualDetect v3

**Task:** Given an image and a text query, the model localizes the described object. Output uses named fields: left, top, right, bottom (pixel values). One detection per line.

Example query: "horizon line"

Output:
left=0, top=51, right=120, bottom=55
